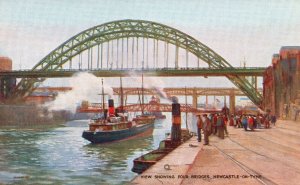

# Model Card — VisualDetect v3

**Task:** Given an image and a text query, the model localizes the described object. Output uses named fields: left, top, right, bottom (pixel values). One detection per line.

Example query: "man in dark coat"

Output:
left=196, top=115, right=203, bottom=142
left=217, top=114, right=225, bottom=139
left=203, top=114, right=211, bottom=145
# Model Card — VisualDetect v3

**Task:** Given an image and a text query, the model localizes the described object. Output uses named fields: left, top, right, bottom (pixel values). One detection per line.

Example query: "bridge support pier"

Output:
left=192, top=88, right=197, bottom=108
left=0, top=77, right=16, bottom=100
left=229, top=89, right=235, bottom=115
left=254, top=76, right=258, bottom=91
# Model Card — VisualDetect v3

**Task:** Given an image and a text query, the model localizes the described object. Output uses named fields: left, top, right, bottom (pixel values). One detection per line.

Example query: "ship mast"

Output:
left=141, top=73, right=144, bottom=114
left=185, top=86, right=188, bottom=130
left=101, top=78, right=105, bottom=111
left=120, top=76, right=124, bottom=113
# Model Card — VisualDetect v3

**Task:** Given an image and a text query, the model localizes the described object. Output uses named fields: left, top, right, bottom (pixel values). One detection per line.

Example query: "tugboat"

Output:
left=82, top=79, right=154, bottom=143
left=148, top=96, right=166, bottom=119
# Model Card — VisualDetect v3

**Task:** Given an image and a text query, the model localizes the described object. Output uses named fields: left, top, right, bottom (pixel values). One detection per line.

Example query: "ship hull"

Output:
left=82, top=123, right=154, bottom=143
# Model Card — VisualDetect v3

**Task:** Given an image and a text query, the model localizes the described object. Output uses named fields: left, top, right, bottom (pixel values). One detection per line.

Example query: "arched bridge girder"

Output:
left=30, top=19, right=230, bottom=71
left=13, top=19, right=262, bottom=106
left=33, top=33, right=227, bottom=71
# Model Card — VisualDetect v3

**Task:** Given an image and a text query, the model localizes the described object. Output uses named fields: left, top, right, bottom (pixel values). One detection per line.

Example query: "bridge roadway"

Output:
left=0, top=67, right=265, bottom=78
left=78, top=103, right=221, bottom=114
left=112, top=87, right=262, bottom=96
left=36, top=87, right=262, bottom=96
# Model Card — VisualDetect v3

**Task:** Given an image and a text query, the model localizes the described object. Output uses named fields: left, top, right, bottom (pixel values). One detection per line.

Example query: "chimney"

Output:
left=108, top=99, right=115, bottom=116
left=171, top=99, right=181, bottom=142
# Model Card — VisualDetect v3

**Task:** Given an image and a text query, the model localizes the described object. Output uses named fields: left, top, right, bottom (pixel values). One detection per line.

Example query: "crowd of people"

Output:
left=196, top=112, right=277, bottom=145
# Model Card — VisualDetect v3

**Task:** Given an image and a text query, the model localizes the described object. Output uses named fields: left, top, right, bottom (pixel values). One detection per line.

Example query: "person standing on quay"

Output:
left=229, top=114, right=234, bottom=126
left=242, top=115, right=248, bottom=131
left=264, top=113, right=271, bottom=128
left=224, top=115, right=229, bottom=136
left=217, top=114, right=225, bottom=139
left=213, top=114, right=218, bottom=135
left=196, top=115, right=203, bottom=142
left=202, top=114, right=211, bottom=145
left=235, top=114, right=242, bottom=128
left=248, top=116, right=254, bottom=131
left=271, top=115, right=277, bottom=126
left=256, top=114, right=262, bottom=128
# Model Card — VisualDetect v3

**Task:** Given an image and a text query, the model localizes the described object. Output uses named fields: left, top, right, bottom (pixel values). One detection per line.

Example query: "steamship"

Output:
left=82, top=98, right=154, bottom=143
left=82, top=78, right=154, bottom=143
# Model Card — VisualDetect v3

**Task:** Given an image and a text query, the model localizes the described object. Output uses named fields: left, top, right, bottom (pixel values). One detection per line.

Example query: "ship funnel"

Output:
left=171, top=102, right=181, bottom=142
left=108, top=99, right=115, bottom=116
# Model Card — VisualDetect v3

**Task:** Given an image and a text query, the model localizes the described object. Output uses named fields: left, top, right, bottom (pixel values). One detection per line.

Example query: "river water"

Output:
left=0, top=113, right=196, bottom=185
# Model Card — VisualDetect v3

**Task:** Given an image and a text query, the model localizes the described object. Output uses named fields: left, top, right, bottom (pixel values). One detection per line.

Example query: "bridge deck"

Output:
left=0, top=67, right=266, bottom=78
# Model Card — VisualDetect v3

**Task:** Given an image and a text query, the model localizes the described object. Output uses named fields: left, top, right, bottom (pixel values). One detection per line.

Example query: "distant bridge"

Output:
left=34, top=86, right=262, bottom=97
left=78, top=103, right=221, bottom=114
left=37, top=86, right=256, bottom=115
left=112, top=87, right=262, bottom=96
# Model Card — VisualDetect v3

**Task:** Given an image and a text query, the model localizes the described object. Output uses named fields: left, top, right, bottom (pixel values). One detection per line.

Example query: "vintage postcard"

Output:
left=0, top=1, right=299, bottom=184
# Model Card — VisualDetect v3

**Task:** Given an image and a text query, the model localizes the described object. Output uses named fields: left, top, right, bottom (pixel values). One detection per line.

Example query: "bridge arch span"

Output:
left=13, top=19, right=262, bottom=106
left=33, top=19, right=231, bottom=71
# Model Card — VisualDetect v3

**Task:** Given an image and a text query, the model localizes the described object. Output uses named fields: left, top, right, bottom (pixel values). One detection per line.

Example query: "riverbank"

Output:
left=131, top=120, right=300, bottom=185
left=0, top=104, right=70, bottom=126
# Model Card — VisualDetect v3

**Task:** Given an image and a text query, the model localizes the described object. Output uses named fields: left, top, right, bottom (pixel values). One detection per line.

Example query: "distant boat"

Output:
left=82, top=78, right=154, bottom=144
left=148, top=95, right=166, bottom=119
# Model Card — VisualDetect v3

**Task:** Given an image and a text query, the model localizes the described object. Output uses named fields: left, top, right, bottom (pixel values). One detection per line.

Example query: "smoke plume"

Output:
left=127, top=71, right=169, bottom=100
left=44, top=72, right=113, bottom=112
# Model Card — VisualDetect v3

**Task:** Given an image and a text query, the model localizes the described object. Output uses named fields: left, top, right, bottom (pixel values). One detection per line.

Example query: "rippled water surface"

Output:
left=0, top=113, right=196, bottom=185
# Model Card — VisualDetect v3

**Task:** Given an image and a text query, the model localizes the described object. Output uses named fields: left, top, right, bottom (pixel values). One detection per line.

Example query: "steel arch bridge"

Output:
left=12, top=19, right=262, bottom=106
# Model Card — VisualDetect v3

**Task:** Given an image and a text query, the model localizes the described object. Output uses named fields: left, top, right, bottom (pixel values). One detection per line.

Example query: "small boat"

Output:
left=82, top=79, right=154, bottom=144
left=132, top=129, right=192, bottom=174
left=132, top=139, right=174, bottom=174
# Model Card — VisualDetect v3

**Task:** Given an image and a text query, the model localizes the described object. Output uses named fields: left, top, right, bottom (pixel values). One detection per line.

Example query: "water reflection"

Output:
left=81, top=136, right=154, bottom=184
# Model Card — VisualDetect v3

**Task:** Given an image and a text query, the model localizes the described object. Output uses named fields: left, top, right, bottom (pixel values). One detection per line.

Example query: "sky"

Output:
left=0, top=0, right=300, bottom=88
